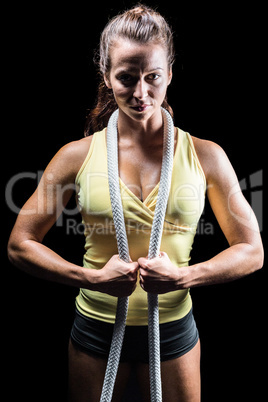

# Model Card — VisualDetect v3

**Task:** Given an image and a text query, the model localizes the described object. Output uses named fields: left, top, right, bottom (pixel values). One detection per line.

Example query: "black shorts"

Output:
left=70, top=308, right=199, bottom=363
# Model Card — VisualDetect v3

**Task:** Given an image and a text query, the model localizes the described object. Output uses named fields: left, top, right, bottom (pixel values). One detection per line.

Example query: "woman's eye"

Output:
left=118, top=74, right=133, bottom=83
left=147, top=73, right=160, bottom=81
left=117, top=73, right=160, bottom=85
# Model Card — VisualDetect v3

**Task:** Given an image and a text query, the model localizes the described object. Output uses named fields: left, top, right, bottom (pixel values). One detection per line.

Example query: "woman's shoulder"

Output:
left=60, top=136, right=93, bottom=161
left=46, top=136, right=94, bottom=182
left=190, top=135, right=233, bottom=181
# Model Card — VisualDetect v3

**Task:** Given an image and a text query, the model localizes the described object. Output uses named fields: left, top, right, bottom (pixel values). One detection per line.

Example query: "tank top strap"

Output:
left=174, top=129, right=206, bottom=188
left=75, top=128, right=107, bottom=185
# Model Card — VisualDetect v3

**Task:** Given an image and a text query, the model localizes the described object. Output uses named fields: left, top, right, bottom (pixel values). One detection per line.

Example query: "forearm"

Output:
left=178, top=243, right=263, bottom=289
left=8, top=239, right=139, bottom=297
left=8, top=239, right=97, bottom=289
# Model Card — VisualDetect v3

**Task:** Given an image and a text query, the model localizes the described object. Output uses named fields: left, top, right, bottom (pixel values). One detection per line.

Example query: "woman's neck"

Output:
left=117, top=108, right=164, bottom=145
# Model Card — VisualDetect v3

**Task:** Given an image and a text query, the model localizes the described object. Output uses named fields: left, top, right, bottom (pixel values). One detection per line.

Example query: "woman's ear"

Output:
left=168, top=67, right=173, bottom=86
left=104, top=74, right=112, bottom=89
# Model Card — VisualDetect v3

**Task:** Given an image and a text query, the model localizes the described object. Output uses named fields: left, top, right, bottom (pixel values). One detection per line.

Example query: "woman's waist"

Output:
left=76, top=286, right=192, bottom=325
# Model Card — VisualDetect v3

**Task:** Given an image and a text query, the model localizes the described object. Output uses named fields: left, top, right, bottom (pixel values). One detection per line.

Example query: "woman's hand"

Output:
left=138, top=252, right=181, bottom=294
left=93, top=255, right=139, bottom=297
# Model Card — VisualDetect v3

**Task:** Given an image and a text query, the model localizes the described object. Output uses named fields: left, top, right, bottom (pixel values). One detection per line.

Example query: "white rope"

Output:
left=100, top=107, right=174, bottom=402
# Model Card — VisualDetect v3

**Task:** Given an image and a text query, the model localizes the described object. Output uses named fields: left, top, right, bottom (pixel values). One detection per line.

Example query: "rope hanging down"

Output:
left=100, top=107, right=174, bottom=402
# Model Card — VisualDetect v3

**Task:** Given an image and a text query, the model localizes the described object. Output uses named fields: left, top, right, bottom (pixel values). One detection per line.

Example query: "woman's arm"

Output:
left=139, top=139, right=264, bottom=293
left=8, top=138, right=138, bottom=296
left=8, top=138, right=93, bottom=287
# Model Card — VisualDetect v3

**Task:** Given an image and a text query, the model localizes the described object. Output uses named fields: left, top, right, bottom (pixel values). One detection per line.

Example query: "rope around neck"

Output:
left=100, top=107, right=174, bottom=402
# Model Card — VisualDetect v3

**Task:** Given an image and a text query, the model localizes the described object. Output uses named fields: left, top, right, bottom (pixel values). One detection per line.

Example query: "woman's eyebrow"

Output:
left=150, top=67, right=164, bottom=71
left=115, top=66, right=164, bottom=74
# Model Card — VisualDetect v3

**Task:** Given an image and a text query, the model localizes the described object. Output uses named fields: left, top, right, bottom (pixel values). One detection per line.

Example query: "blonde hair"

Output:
left=85, top=4, right=175, bottom=135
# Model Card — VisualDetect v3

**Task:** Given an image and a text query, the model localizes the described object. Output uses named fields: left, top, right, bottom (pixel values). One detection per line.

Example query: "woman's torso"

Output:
left=74, top=127, right=206, bottom=325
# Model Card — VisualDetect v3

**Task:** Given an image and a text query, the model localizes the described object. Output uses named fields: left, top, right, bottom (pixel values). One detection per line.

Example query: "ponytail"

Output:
left=84, top=76, right=117, bottom=136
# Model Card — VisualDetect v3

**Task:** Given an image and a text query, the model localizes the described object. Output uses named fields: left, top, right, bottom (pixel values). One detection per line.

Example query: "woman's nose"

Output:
left=133, top=79, right=148, bottom=100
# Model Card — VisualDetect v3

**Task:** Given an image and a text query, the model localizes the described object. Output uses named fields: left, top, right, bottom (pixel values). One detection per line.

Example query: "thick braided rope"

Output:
left=147, top=108, right=174, bottom=401
left=100, top=109, right=129, bottom=402
left=100, top=108, right=174, bottom=402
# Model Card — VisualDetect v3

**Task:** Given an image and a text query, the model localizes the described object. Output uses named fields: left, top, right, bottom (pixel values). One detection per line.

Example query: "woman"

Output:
left=8, top=5, right=263, bottom=402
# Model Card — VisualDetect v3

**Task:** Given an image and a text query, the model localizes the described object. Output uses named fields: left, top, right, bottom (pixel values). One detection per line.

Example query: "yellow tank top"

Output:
left=75, top=127, right=206, bottom=325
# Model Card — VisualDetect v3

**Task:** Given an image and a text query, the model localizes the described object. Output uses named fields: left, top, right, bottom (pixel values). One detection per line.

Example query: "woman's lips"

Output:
left=130, top=105, right=151, bottom=112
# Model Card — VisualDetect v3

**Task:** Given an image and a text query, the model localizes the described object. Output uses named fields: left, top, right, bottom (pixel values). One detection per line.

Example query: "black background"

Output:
left=4, top=1, right=265, bottom=401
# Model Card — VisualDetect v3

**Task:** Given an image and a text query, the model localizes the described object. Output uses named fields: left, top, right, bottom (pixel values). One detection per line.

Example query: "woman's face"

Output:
left=104, top=39, right=172, bottom=124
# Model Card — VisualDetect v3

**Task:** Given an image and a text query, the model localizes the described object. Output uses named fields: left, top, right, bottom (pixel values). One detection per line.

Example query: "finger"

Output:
left=120, top=259, right=139, bottom=270
left=138, top=257, right=149, bottom=268
left=132, top=261, right=140, bottom=270
left=139, top=267, right=147, bottom=277
left=159, top=251, right=168, bottom=258
left=127, top=262, right=139, bottom=276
